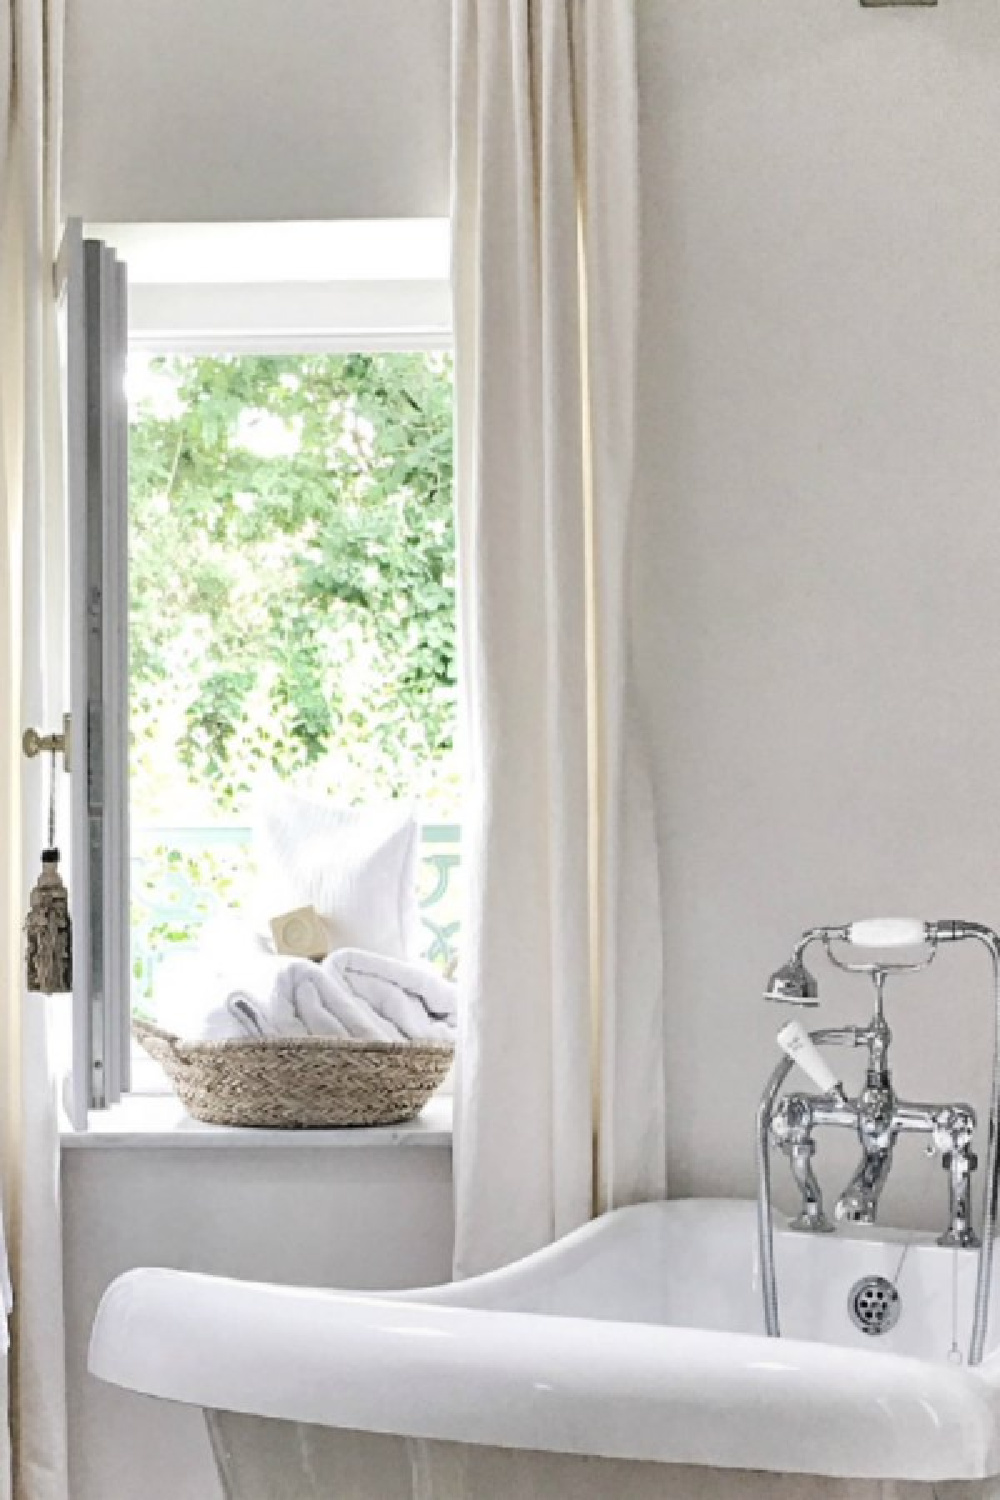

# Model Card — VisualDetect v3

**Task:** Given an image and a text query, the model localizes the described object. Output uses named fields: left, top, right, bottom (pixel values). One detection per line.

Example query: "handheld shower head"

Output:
left=764, top=952, right=819, bottom=1006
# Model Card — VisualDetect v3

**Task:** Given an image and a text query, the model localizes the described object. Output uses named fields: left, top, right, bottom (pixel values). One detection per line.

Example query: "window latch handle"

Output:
left=22, top=713, right=71, bottom=773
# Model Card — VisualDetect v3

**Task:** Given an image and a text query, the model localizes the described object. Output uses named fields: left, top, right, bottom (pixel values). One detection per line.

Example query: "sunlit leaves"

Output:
left=129, top=352, right=456, bottom=816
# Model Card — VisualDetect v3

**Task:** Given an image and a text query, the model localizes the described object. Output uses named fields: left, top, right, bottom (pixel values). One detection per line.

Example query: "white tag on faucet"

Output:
left=847, top=919, right=928, bottom=950
left=777, top=1021, right=841, bottom=1095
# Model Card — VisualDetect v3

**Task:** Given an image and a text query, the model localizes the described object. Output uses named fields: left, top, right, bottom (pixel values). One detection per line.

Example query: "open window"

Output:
left=61, top=221, right=458, bottom=1122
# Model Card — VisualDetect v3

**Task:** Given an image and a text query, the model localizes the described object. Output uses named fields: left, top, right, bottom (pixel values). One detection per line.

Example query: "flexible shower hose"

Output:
left=755, top=1028, right=858, bottom=1339
left=966, top=928, right=1000, bottom=1365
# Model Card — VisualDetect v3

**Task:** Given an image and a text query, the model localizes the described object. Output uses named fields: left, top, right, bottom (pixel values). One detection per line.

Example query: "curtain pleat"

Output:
left=451, top=0, right=665, bottom=1278
left=0, top=2, right=70, bottom=1495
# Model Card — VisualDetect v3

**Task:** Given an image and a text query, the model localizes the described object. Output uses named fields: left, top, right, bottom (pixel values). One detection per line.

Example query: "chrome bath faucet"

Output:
left=768, top=968, right=977, bottom=1245
left=755, top=918, right=1000, bottom=1365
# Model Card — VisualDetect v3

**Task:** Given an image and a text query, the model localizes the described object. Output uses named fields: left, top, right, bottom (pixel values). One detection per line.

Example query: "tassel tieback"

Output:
left=25, top=848, right=73, bottom=995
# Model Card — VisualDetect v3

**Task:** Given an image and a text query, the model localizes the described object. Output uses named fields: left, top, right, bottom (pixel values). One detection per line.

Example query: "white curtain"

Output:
left=0, top=1, right=71, bottom=1496
left=452, top=0, right=666, bottom=1277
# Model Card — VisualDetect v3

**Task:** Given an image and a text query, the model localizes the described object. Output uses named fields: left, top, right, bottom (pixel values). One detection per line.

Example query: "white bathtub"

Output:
left=89, top=1198, right=1000, bottom=1499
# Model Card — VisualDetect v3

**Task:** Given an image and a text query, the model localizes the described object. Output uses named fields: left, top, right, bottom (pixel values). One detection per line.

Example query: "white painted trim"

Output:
left=105, top=248, right=131, bottom=1096
left=130, top=328, right=452, bottom=355
left=61, top=1093, right=453, bottom=1149
left=127, top=278, right=452, bottom=351
left=93, top=222, right=454, bottom=350
left=88, top=220, right=451, bottom=285
left=114, top=239, right=454, bottom=1122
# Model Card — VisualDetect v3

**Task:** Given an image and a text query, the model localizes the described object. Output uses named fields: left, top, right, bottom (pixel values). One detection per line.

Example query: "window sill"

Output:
left=60, top=1093, right=453, bottom=1151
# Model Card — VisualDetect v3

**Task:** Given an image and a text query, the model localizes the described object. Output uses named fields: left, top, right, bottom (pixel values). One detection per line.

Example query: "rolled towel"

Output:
left=226, top=958, right=400, bottom=1043
left=280, top=975, right=352, bottom=1040
left=224, top=981, right=309, bottom=1040
left=325, top=948, right=457, bottom=1042
left=235, top=955, right=311, bottom=1036
left=276, top=961, right=400, bottom=1041
left=151, top=951, right=276, bottom=1042
left=154, top=949, right=313, bottom=1042
left=226, top=994, right=273, bottom=1040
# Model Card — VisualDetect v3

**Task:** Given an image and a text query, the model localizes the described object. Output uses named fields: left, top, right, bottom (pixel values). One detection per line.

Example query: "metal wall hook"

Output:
left=22, top=713, right=71, bottom=772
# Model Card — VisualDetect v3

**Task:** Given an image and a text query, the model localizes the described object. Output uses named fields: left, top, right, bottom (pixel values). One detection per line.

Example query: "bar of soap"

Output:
left=270, top=905, right=331, bottom=961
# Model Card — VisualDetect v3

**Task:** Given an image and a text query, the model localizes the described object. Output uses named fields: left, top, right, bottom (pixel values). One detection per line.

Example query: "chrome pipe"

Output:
left=756, top=1053, right=792, bottom=1337
left=947, top=924, right=1000, bottom=1365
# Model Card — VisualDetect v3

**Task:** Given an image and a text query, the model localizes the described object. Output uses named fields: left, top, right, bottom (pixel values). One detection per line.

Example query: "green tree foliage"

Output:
left=129, top=353, right=456, bottom=815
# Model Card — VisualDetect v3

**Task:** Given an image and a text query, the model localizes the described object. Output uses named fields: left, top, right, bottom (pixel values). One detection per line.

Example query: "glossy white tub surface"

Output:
left=89, top=1198, right=1000, bottom=1484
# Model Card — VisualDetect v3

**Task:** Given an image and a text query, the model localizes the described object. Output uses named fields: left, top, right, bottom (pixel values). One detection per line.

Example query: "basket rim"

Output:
left=132, top=1016, right=455, bottom=1059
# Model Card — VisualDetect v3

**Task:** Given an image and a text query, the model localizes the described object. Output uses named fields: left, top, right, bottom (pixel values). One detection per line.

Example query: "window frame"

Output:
left=72, top=220, right=455, bottom=1122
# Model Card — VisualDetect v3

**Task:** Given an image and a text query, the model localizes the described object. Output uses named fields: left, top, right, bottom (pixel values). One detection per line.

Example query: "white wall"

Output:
left=63, top=1143, right=453, bottom=1500
left=635, top=0, right=1000, bottom=1225
left=62, top=0, right=451, bottom=222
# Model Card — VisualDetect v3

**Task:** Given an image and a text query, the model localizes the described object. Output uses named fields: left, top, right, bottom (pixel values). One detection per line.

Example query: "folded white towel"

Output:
left=228, top=959, right=400, bottom=1043
left=328, top=948, right=458, bottom=1042
left=154, top=943, right=457, bottom=1046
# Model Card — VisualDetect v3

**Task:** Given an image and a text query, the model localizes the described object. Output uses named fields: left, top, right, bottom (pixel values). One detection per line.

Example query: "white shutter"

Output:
left=62, top=220, right=130, bottom=1124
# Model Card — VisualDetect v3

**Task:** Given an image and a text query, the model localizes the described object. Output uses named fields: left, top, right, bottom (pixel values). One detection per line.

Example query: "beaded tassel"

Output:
left=24, top=748, right=73, bottom=994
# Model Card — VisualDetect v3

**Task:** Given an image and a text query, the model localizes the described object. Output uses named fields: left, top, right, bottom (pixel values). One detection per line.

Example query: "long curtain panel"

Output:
left=0, top=1, right=70, bottom=1495
left=451, top=0, right=666, bottom=1277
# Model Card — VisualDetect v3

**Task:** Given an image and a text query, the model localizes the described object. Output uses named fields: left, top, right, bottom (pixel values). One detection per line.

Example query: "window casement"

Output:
left=59, top=221, right=131, bottom=1126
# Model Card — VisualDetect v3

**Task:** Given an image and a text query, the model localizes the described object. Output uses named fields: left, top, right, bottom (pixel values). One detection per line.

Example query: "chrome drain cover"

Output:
left=848, top=1275, right=901, bottom=1336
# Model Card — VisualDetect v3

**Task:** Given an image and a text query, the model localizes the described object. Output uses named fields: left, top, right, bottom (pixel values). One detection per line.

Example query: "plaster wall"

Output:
left=62, top=0, right=451, bottom=222
left=634, top=0, right=1000, bottom=1223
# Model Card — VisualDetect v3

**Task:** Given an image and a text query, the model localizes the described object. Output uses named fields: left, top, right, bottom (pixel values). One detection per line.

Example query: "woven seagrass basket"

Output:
left=133, top=1018, right=453, bottom=1128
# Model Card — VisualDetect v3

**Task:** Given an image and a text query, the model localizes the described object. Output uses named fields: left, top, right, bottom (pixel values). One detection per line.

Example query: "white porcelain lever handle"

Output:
left=846, top=919, right=929, bottom=949
left=777, top=1021, right=842, bottom=1095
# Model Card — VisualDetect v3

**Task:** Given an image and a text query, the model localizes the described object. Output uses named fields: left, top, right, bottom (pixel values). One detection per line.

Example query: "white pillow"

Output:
left=252, top=791, right=421, bottom=960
